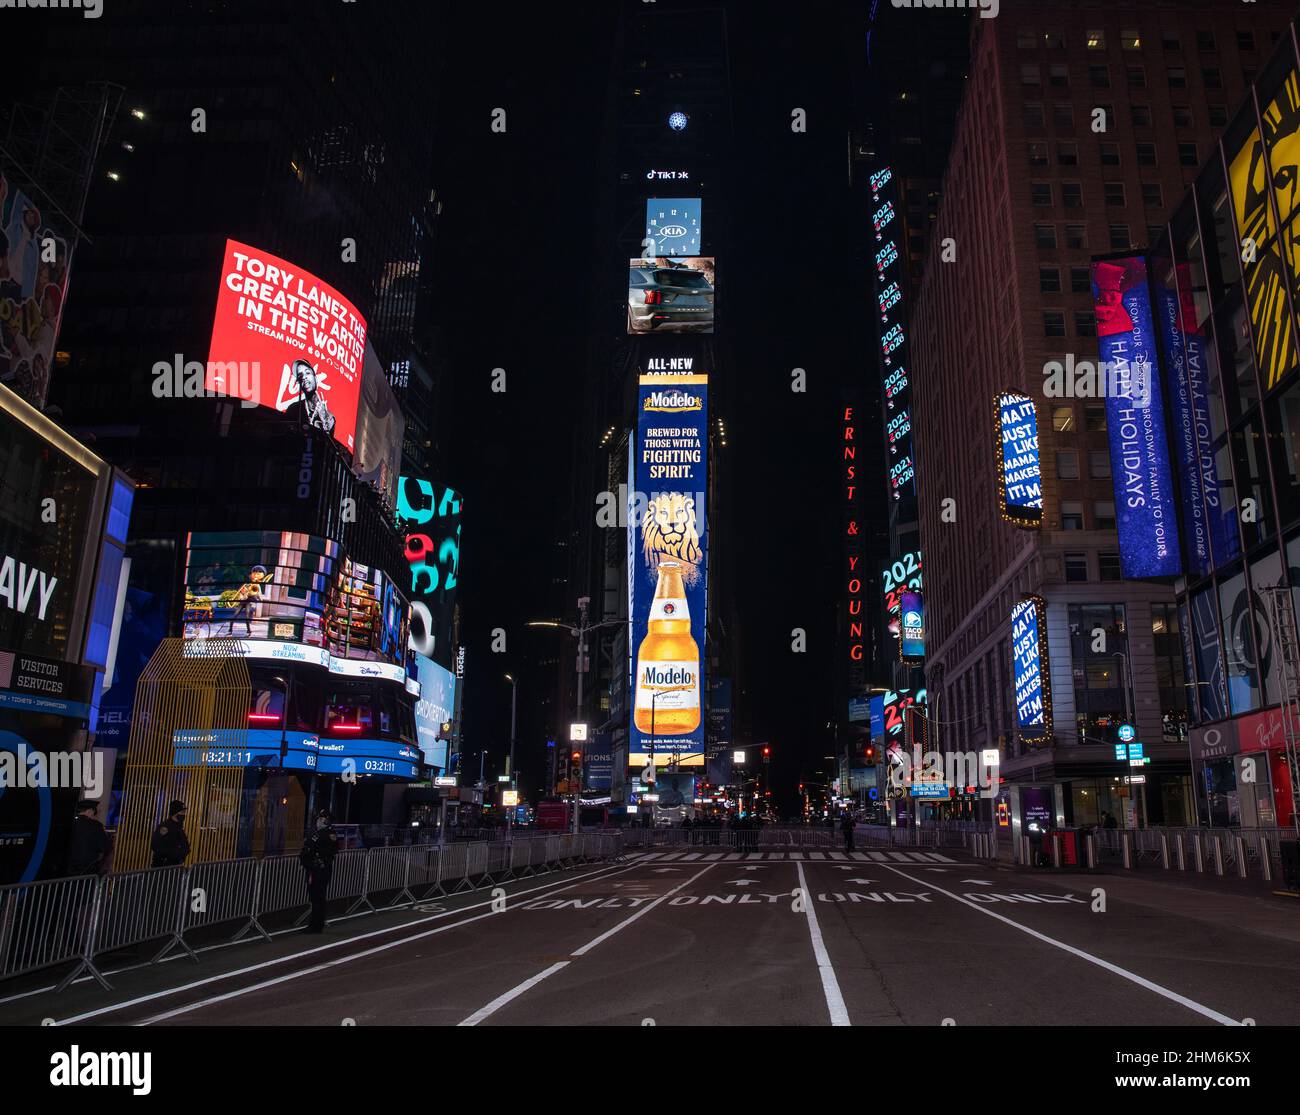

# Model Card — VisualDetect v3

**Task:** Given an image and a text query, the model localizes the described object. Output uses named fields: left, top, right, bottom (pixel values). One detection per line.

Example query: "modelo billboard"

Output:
left=1091, top=256, right=1181, bottom=578
left=629, top=374, right=708, bottom=767
left=207, top=240, right=367, bottom=453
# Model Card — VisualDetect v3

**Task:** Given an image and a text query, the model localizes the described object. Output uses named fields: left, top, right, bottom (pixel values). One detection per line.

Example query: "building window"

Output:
left=1121, top=30, right=1141, bottom=51
left=1075, top=310, right=1096, bottom=337
left=1035, top=223, right=1057, bottom=249
left=1062, top=501, right=1085, bottom=530
left=1086, top=30, right=1106, bottom=51
left=1203, top=67, right=1222, bottom=90
left=1162, top=31, right=1180, bottom=52
left=1237, top=31, right=1255, bottom=52
left=1178, top=142, right=1198, bottom=167
left=1100, top=143, right=1120, bottom=166
left=1065, top=224, right=1087, bottom=249
left=1109, top=223, right=1132, bottom=250
left=1057, top=450, right=1079, bottom=478
left=1089, top=450, right=1111, bottom=478
left=1127, top=66, right=1146, bottom=89
left=1147, top=225, right=1166, bottom=249
left=1057, top=142, right=1078, bottom=166
left=1044, top=311, right=1067, bottom=337
left=1040, top=266, right=1062, bottom=293
left=1130, top=104, right=1151, bottom=127
left=1028, top=142, right=1049, bottom=167
left=1043, top=30, right=1065, bottom=50
left=1069, top=604, right=1129, bottom=742
left=1089, top=65, right=1111, bottom=88
left=1099, top=553, right=1123, bottom=581
left=1065, top=553, right=1090, bottom=582
left=1208, top=104, right=1227, bottom=128
left=1049, top=64, right=1069, bottom=88
left=1017, top=28, right=1037, bottom=50
left=1141, top=182, right=1163, bottom=208
left=1136, top=143, right=1157, bottom=166
left=1168, top=67, right=1187, bottom=89
left=1070, top=267, right=1091, bottom=293
left=1094, top=500, right=1116, bottom=529
left=1052, top=405, right=1074, bottom=432
left=1084, top=405, right=1106, bottom=431
left=1022, top=64, right=1041, bottom=87
left=1024, top=102, right=1045, bottom=128
left=1062, top=182, right=1083, bottom=208
left=1196, top=30, right=1216, bottom=52
left=1172, top=105, right=1192, bottom=128
left=1104, top=182, right=1126, bottom=206
left=1032, top=182, right=1052, bottom=206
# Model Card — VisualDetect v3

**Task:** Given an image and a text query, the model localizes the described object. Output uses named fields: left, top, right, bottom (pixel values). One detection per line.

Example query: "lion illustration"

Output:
left=643, top=492, right=702, bottom=584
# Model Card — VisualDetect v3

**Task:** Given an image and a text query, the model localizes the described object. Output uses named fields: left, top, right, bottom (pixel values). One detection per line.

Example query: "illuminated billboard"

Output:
left=354, top=342, right=404, bottom=509
left=1092, top=256, right=1181, bottom=578
left=0, top=167, right=72, bottom=410
left=627, top=257, right=715, bottom=334
left=395, top=477, right=462, bottom=671
left=996, top=392, right=1042, bottom=527
left=1154, top=260, right=1240, bottom=577
left=645, top=198, right=702, bottom=257
left=207, top=240, right=367, bottom=452
left=880, top=687, right=926, bottom=742
left=181, top=531, right=409, bottom=678
left=869, top=165, right=916, bottom=507
left=412, top=651, right=455, bottom=772
left=899, top=590, right=925, bottom=664
left=1011, top=596, right=1052, bottom=740
left=883, top=550, right=922, bottom=640
left=629, top=374, right=708, bottom=767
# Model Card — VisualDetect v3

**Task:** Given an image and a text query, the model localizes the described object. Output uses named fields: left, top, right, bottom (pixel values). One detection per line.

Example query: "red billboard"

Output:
left=207, top=240, right=367, bottom=452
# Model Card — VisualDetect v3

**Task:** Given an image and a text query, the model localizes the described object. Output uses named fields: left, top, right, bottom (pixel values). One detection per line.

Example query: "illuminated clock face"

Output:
left=645, top=197, right=702, bottom=257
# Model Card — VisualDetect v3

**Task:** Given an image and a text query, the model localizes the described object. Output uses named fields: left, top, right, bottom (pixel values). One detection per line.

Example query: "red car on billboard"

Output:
left=207, top=239, right=367, bottom=452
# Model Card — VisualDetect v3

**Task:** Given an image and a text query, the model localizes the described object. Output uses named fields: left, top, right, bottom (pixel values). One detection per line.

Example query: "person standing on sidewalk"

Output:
left=150, top=800, right=190, bottom=868
left=67, top=800, right=111, bottom=876
left=841, top=812, right=856, bottom=853
left=300, top=810, right=340, bottom=934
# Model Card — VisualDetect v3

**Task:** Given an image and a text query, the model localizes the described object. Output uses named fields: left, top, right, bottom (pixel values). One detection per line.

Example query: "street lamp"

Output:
left=503, top=674, right=517, bottom=837
left=529, top=609, right=626, bottom=833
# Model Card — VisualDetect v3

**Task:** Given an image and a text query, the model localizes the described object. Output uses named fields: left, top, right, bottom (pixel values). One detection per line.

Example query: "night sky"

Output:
left=435, top=1, right=863, bottom=809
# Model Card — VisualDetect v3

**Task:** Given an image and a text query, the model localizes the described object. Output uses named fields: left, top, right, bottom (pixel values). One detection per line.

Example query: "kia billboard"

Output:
left=627, top=257, right=715, bottom=334
left=207, top=240, right=367, bottom=452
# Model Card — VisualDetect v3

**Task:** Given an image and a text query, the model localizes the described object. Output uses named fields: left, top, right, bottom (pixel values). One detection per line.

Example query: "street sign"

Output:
left=1127, top=742, right=1145, bottom=760
left=496, top=774, right=511, bottom=782
left=1118, top=724, right=1135, bottom=743
left=1125, top=775, right=1146, bottom=785
left=434, top=776, right=457, bottom=787
left=570, top=723, right=589, bottom=742
left=733, top=749, right=746, bottom=764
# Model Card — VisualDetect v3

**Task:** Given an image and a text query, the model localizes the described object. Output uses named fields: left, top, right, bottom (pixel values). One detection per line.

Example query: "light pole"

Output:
left=504, top=673, right=517, bottom=837
left=529, top=610, right=626, bottom=833
left=1111, top=650, right=1148, bottom=828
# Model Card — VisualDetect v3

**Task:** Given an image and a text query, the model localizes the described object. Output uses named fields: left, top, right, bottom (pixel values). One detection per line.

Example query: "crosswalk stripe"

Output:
left=828, top=852, right=848, bottom=860
left=680, top=853, right=702, bottom=861
left=808, top=852, right=826, bottom=860
left=745, top=853, right=764, bottom=860
left=867, top=851, right=888, bottom=862
left=887, top=852, right=914, bottom=862
left=909, top=852, right=937, bottom=862
left=703, top=853, right=724, bottom=861
left=928, top=853, right=956, bottom=863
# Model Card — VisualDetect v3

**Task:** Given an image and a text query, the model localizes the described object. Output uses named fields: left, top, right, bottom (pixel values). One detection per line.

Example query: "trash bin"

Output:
left=1047, top=828, right=1083, bottom=868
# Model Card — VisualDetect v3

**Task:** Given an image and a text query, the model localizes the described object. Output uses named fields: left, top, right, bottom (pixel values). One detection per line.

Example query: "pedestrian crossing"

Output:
left=630, top=850, right=956, bottom=864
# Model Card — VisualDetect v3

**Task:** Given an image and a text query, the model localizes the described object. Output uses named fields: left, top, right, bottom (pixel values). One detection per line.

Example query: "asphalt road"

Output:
left=6, top=848, right=1300, bottom=1027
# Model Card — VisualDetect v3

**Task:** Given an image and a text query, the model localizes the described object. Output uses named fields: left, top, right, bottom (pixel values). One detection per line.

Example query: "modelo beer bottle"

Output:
left=633, top=560, right=701, bottom=734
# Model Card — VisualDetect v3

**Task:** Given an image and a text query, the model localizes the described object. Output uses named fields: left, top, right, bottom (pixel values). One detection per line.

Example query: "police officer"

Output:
left=67, top=800, right=111, bottom=876
left=300, top=810, right=339, bottom=934
left=150, top=800, right=190, bottom=867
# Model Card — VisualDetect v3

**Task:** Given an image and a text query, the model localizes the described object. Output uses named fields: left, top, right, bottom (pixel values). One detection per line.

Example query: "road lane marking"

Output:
left=457, top=962, right=571, bottom=1026
left=49, top=860, right=646, bottom=1026
left=457, top=864, right=719, bottom=1025
left=877, top=864, right=1243, bottom=1026
left=795, top=861, right=850, bottom=1026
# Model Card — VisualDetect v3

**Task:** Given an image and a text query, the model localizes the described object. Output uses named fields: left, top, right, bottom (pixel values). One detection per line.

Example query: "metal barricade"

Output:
left=185, top=857, right=261, bottom=943
left=361, top=847, right=415, bottom=910
left=0, top=874, right=105, bottom=988
left=93, top=866, right=191, bottom=963
left=406, top=845, right=444, bottom=900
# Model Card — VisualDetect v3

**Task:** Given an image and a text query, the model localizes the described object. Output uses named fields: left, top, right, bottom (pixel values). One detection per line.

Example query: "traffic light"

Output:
left=864, top=745, right=876, bottom=763
left=762, top=746, right=771, bottom=759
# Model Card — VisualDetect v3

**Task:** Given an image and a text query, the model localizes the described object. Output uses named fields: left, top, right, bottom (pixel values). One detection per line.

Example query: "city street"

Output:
left=7, top=849, right=1299, bottom=1028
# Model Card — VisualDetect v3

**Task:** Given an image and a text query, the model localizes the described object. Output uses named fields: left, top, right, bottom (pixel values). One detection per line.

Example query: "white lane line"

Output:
left=457, top=863, right=718, bottom=1026
left=50, top=860, right=640, bottom=1026
left=877, top=864, right=1243, bottom=1027
left=795, top=861, right=850, bottom=1026
left=458, top=962, right=571, bottom=1027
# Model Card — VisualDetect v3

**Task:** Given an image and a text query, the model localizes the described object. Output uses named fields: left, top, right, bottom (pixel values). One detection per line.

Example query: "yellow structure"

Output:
left=113, top=638, right=250, bottom=872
